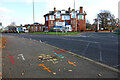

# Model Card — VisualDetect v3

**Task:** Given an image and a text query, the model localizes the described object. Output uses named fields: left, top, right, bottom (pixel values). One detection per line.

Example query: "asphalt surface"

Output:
left=2, top=35, right=119, bottom=78
left=3, top=32, right=119, bottom=70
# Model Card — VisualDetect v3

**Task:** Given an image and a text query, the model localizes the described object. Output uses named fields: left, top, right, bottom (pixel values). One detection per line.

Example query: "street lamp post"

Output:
left=33, top=0, right=35, bottom=32
left=74, top=0, right=75, bottom=32
left=74, top=0, right=77, bottom=32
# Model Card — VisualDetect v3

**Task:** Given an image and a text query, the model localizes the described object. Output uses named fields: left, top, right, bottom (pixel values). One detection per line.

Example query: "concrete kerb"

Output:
left=23, top=37, right=120, bottom=73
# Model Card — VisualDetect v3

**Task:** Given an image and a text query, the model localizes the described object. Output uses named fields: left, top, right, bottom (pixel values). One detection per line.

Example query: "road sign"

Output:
left=55, top=22, right=65, bottom=26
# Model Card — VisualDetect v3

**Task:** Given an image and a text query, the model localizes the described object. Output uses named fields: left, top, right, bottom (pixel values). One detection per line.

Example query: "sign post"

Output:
left=55, top=22, right=57, bottom=34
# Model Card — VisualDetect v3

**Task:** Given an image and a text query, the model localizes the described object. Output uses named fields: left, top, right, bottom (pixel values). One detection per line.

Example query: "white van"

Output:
left=22, top=27, right=29, bottom=33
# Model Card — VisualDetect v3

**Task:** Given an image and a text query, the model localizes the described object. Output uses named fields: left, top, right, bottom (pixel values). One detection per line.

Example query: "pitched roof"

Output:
left=44, top=8, right=87, bottom=17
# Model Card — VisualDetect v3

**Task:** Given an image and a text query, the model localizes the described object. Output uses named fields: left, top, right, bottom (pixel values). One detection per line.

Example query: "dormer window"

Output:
left=71, top=12, right=76, bottom=18
left=56, top=12, right=61, bottom=19
left=61, top=11, right=65, bottom=14
left=49, top=15, right=54, bottom=20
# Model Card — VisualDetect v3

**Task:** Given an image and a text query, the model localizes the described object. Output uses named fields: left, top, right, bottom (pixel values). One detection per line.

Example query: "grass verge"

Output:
left=114, top=32, right=120, bottom=34
left=29, top=32, right=80, bottom=35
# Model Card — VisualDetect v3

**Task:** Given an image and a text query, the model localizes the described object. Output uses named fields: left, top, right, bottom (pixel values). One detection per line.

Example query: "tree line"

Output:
left=86, top=10, right=118, bottom=31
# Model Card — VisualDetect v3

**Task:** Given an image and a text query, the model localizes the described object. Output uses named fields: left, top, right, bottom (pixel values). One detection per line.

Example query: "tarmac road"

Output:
left=2, top=35, right=119, bottom=78
left=3, top=32, right=119, bottom=70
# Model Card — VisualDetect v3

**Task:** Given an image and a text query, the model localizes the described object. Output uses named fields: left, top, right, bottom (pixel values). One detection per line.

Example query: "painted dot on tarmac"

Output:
left=97, top=73, right=102, bottom=77
left=53, top=72, right=56, bottom=75
left=68, top=70, right=72, bottom=72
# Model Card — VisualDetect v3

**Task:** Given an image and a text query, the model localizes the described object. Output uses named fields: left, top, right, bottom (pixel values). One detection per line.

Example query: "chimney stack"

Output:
left=80, top=6, right=83, bottom=13
left=54, top=7, right=56, bottom=12
left=68, top=7, right=71, bottom=13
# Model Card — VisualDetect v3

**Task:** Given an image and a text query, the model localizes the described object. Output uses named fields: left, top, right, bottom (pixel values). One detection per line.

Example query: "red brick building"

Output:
left=24, top=23, right=45, bottom=32
left=44, top=6, right=87, bottom=32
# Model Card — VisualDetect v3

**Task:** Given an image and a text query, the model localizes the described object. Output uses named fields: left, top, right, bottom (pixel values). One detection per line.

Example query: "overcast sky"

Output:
left=0, top=0, right=119, bottom=27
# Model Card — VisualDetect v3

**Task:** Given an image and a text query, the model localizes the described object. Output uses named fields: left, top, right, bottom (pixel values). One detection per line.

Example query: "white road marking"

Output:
left=82, top=43, right=90, bottom=55
left=113, top=64, right=120, bottom=67
left=18, top=54, right=25, bottom=60
left=62, top=38, right=99, bottom=43
left=39, top=40, right=42, bottom=42
left=99, top=44, right=102, bottom=61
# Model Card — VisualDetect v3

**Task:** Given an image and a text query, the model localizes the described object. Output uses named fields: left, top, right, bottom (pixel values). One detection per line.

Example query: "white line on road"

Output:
left=18, top=54, right=25, bottom=60
left=82, top=42, right=90, bottom=55
left=62, top=38, right=99, bottom=44
left=39, top=40, right=42, bottom=42
left=99, top=44, right=102, bottom=61
left=113, top=64, right=120, bottom=67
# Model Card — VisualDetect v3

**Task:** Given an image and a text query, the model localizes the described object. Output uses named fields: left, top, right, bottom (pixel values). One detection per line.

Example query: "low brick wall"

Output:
left=98, top=30, right=113, bottom=32
left=50, top=30, right=113, bottom=33
left=80, top=30, right=113, bottom=33
left=83, top=31, right=95, bottom=32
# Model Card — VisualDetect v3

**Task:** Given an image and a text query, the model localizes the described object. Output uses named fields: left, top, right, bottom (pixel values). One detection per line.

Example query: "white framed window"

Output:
left=46, top=16, right=48, bottom=21
left=36, top=26, right=37, bottom=31
left=71, top=14, right=76, bottom=18
left=31, top=27, right=33, bottom=29
left=78, top=15, right=84, bottom=20
left=49, top=15, right=54, bottom=20
left=62, top=15, right=65, bottom=20
left=62, top=15, right=70, bottom=20
left=61, top=11, right=65, bottom=14
left=71, top=12, right=76, bottom=18
left=77, top=10, right=79, bottom=13
left=66, top=16, right=70, bottom=20
left=51, top=21, right=53, bottom=24
left=39, top=27, right=41, bottom=30
left=71, top=20, right=72, bottom=24
left=28, top=26, right=30, bottom=29
left=56, top=13, right=61, bottom=19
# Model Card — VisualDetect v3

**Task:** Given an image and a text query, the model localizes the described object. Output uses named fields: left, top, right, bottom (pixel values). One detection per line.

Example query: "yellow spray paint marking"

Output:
left=68, top=61, right=77, bottom=66
left=38, top=64, right=51, bottom=72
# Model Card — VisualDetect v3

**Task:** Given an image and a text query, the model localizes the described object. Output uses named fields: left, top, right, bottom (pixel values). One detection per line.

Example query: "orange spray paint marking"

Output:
left=38, top=64, right=51, bottom=72
left=68, top=61, right=76, bottom=66
left=9, top=56, right=14, bottom=64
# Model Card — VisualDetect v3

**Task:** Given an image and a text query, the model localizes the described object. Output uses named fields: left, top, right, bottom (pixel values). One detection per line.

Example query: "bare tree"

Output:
left=86, top=20, right=93, bottom=30
left=94, top=10, right=116, bottom=30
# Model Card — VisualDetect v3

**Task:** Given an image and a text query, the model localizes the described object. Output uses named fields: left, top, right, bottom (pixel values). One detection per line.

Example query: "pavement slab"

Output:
left=2, top=35, right=120, bottom=78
